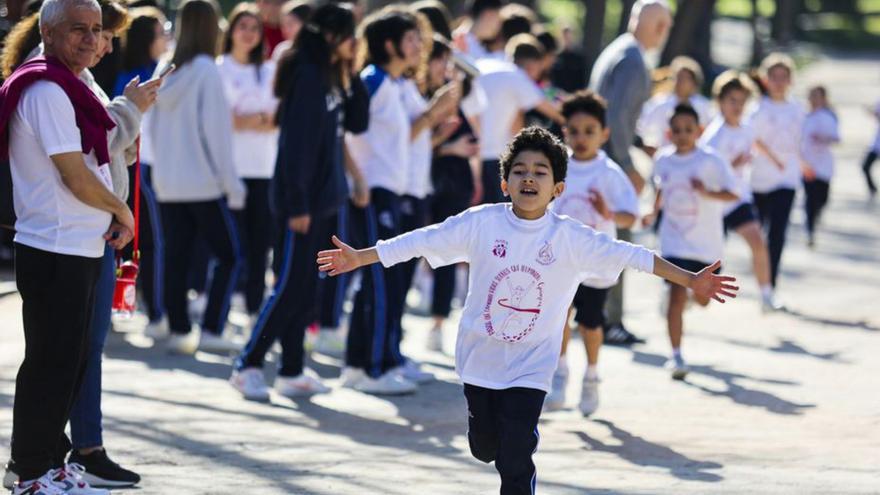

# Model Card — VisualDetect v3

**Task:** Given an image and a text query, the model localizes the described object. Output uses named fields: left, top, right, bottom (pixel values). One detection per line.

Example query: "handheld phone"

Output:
left=158, top=63, right=176, bottom=78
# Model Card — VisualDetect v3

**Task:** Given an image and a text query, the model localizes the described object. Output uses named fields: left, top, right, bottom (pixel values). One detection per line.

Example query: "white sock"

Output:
left=585, top=365, right=599, bottom=381
left=672, top=348, right=682, bottom=359
left=760, top=285, right=773, bottom=298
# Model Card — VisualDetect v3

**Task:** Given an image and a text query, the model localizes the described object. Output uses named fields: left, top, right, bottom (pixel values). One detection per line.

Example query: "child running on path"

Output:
left=801, top=85, right=840, bottom=247
left=646, top=104, right=739, bottom=379
left=544, top=90, right=639, bottom=416
left=317, top=127, right=738, bottom=494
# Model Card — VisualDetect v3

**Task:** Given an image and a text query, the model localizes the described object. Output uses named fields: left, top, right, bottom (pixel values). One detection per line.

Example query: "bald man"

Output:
left=589, top=0, right=672, bottom=346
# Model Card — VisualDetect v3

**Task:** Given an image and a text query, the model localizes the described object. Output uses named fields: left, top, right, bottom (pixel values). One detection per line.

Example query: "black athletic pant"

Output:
left=862, top=150, right=877, bottom=194
left=481, top=159, right=507, bottom=204
left=753, top=188, right=796, bottom=288
left=430, top=191, right=471, bottom=317
left=803, top=178, right=830, bottom=237
left=319, top=203, right=356, bottom=329
left=464, top=384, right=545, bottom=495
left=235, top=178, right=273, bottom=315
left=160, top=199, right=242, bottom=335
left=123, top=164, right=165, bottom=322
left=397, top=195, right=427, bottom=323
left=236, top=213, right=331, bottom=377
left=346, top=188, right=405, bottom=377
left=12, top=244, right=101, bottom=481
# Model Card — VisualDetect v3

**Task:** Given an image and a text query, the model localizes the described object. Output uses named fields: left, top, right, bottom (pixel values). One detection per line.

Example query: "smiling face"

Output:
left=501, top=150, right=565, bottom=219
left=42, top=6, right=102, bottom=73
left=669, top=113, right=700, bottom=153
left=564, top=112, right=609, bottom=161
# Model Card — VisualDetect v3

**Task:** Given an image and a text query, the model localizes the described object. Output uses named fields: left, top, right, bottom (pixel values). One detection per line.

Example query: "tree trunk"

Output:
left=617, top=0, right=637, bottom=35
left=582, top=0, right=606, bottom=83
left=659, top=0, right=716, bottom=70
left=749, top=0, right=764, bottom=66
left=771, top=0, right=799, bottom=45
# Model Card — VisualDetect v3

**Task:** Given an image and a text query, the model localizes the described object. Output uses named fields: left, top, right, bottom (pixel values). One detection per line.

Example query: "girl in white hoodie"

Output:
left=146, top=0, right=246, bottom=355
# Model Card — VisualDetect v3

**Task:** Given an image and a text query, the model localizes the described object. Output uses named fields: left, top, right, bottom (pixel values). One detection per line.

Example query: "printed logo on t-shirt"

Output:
left=482, top=264, right=544, bottom=343
left=536, top=241, right=556, bottom=266
left=492, top=239, right=508, bottom=258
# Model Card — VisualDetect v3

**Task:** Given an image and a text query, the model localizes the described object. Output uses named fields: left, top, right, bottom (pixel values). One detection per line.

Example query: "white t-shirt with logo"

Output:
left=475, top=59, right=545, bottom=160
left=401, top=79, right=432, bottom=199
left=216, top=55, right=279, bottom=179
left=653, top=146, right=737, bottom=264
left=9, top=81, right=113, bottom=258
left=346, top=65, right=410, bottom=195
left=747, top=96, right=805, bottom=193
left=801, top=108, right=839, bottom=182
left=549, top=151, right=639, bottom=288
left=376, top=203, right=655, bottom=392
left=637, top=92, right=713, bottom=148
left=699, top=117, right=755, bottom=214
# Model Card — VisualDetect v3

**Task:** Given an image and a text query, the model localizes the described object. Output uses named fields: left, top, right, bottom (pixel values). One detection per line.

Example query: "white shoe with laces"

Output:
left=393, top=360, right=435, bottom=384
left=274, top=369, right=331, bottom=398
left=351, top=370, right=417, bottom=395
left=12, top=473, right=66, bottom=495
left=579, top=376, right=600, bottom=416
left=50, top=464, right=109, bottom=494
left=543, top=364, right=569, bottom=412
left=761, top=293, right=785, bottom=313
left=230, top=367, right=271, bottom=402
left=665, top=356, right=690, bottom=380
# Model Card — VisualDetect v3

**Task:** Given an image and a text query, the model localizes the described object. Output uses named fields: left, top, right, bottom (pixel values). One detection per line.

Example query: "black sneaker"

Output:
left=3, top=460, right=17, bottom=490
left=67, top=449, right=140, bottom=488
left=603, top=323, right=645, bottom=346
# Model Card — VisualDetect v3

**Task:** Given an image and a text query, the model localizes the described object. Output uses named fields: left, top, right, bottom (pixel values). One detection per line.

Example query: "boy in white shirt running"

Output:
left=317, top=126, right=738, bottom=493
left=646, top=104, right=739, bottom=379
left=699, top=70, right=776, bottom=311
left=544, top=90, right=639, bottom=416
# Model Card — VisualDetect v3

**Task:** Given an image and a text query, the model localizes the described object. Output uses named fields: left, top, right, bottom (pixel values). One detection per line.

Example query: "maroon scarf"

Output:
left=0, top=55, right=115, bottom=164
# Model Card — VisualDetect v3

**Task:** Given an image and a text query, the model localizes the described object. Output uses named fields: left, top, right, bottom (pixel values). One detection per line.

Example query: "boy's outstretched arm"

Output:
left=317, top=236, right=380, bottom=276
left=653, top=256, right=739, bottom=303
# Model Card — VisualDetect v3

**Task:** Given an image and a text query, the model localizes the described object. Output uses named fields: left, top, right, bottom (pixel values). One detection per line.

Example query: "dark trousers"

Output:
left=481, top=159, right=507, bottom=204
left=397, top=195, right=427, bottom=321
left=753, top=188, right=796, bottom=288
left=603, top=228, right=630, bottom=328
left=12, top=244, right=102, bottom=481
left=160, top=199, right=242, bottom=335
left=236, top=178, right=273, bottom=315
left=430, top=191, right=471, bottom=318
left=803, top=178, right=830, bottom=236
left=124, top=164, right=164, bottom=322
left=346, top=188, right=405, bottom=377
left=861, top=150, right=877, bottom=194
left=464, top=384, right=545, bottom=495
left=319, top=203, right=355, bottom=329
left=236, top=213, right=331, bottom=376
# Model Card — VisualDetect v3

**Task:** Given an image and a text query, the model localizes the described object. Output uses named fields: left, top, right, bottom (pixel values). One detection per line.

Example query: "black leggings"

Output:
left=235, top=178, right=273, bottom=315
left=862, top=150, right=877, bottom=194
left=753, top=188, right=795, bottom=288
left=430, top=193, right=471, bottom=318
left=803, top=179, right=830, bottom=236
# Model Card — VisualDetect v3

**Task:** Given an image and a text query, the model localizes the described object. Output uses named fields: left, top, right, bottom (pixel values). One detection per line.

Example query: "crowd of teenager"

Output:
left=0, top=0, right=866, bottom=492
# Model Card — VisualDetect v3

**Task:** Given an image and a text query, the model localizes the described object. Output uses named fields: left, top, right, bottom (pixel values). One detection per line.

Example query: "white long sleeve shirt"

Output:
left=376, top=203, right=655, bottom=392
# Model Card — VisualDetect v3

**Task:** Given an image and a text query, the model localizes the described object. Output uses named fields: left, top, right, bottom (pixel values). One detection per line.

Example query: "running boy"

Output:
left=544, top=91, right=639, bottom=415
left=646, top=104, right=738, bottom=379
left=699, top=70, right=776, bottom=311
left=317, top=126, right=738, bottom=493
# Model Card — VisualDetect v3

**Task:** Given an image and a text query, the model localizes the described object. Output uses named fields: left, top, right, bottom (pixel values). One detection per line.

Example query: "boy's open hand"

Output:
left=588, top=189, right=612, bottom=220
left=691, top=261, right=739, bottom=303
left=317, top=236, right=360, bottom=276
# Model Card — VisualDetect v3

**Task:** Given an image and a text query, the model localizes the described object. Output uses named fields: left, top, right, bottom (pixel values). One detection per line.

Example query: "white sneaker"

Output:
left=665, top=356, right=690, bottom=380
left=393, top=359, right=435, bottom=384
left=198, top=332, right=242, bottom=353
left=351, top=370, right=417, bottom=395
left=143, top=317, right=169, bottom=340
left=12, top=473, right=66, bottom=495
left=274, top=369, right=331, bottom=398
left=314, top=327, right=346, bottom=357
left=761, top=293, right=785, bottom=313
left=51, top=465, right=109, bottom=495
left=426, top=328, right=444, bottom=353
left=339, top=367, right=367, bottom=388
left=230, top=368, right=270, bottom=402
left=544, top=365, right=569, bottom=412
left=3, top=462, right=16, bottom=490
left=167, top=331, right=199, bottom=355
left=579, top=377, right=600, bottom=416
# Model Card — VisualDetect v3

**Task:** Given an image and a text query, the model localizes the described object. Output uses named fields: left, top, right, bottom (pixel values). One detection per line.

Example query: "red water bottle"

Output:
left=112, top=259, right=139, bottom=318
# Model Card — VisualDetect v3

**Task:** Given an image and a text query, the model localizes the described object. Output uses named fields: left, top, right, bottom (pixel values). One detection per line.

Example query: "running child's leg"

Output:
left=463, top=384, right=499, bottom=464
left=735, top=220, right=772, bottom=292
left=862, top=150, right=877, bottom=195
left=667, top=284, right=687, bottom=351
left=495, top=387, right=545, bottom=495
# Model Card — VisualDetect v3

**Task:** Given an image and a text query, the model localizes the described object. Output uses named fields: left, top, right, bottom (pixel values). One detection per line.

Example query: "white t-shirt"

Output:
left=376, top=203, right=655, bottom=392
left=637, top=92, right=713, bottom=147
left=653, top=146, right=737, bottom=264
left=699, top=117, right=755, bottom=213
left=747, top=96, right=805, bottom=192
left=549, top=151, right=639, bottom=288
left=346, top=65, right=410, bottom=195
left=401, top=79, right=432, bottom=199
left=475, top=59, right=545, bottom=160
left=9, top=81, right=113, bottom=258
left=216, top=55, right=279, bottom=179
left=801, top=108, right=839, bottom=182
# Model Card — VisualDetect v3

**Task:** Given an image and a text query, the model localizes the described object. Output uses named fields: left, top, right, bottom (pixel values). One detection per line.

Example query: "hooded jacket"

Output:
left=145, top=54, right=246, bottom=208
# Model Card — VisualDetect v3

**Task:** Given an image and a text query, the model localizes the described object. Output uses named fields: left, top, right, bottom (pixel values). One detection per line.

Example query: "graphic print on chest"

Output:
left=492, top=239, right=508, bottom=258
left=482, top=264, right=545, bottom=343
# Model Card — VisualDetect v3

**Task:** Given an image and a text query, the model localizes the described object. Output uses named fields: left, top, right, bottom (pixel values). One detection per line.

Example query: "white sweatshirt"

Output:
left=376, top=203, right=655, bottom=392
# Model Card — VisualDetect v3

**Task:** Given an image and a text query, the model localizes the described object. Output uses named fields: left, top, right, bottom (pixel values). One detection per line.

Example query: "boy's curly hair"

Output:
left=499, top=126, right=568, bottom=183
